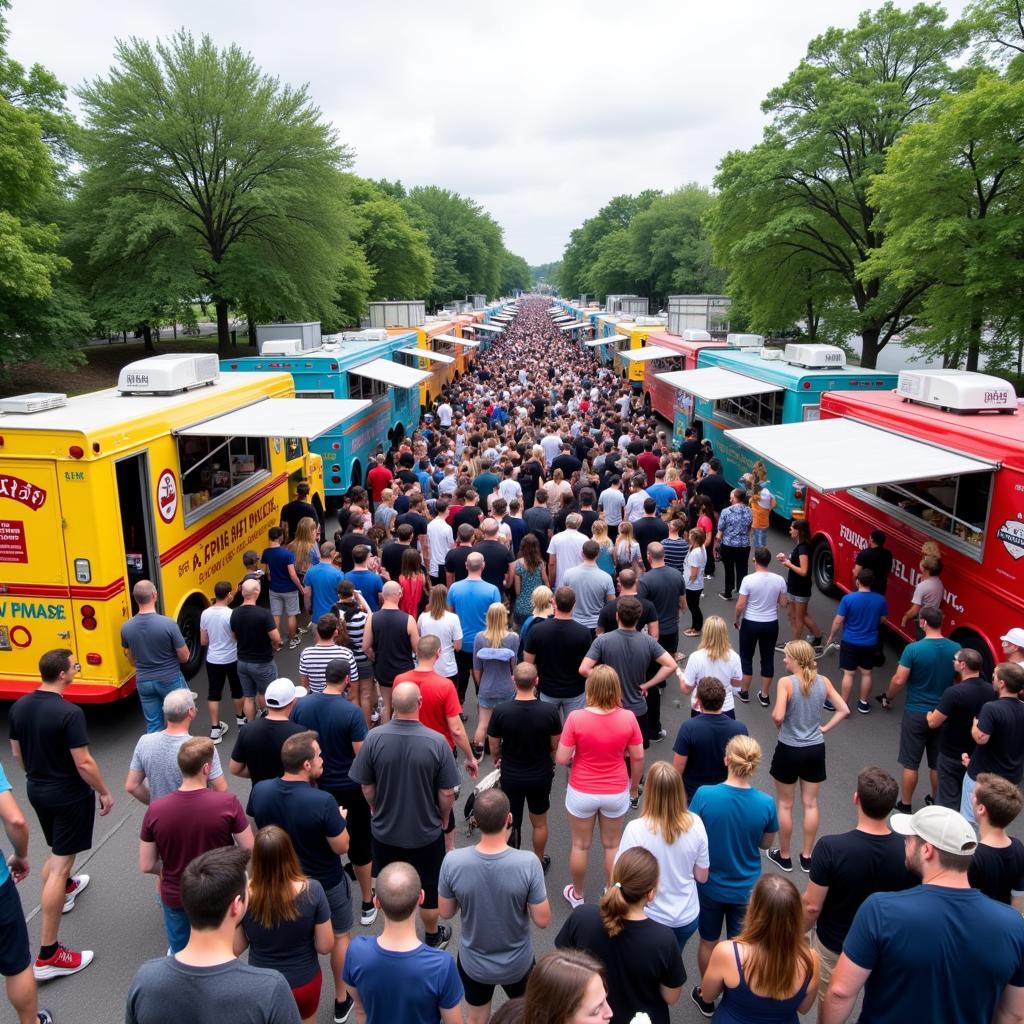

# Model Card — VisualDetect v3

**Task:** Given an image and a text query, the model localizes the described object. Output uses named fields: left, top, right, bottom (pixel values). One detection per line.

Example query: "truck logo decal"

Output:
left=0, top=476, right=46, bottom=510
left=997, top=520, right=1024, bottom=560
left=156, top=469, right=178, bottom=524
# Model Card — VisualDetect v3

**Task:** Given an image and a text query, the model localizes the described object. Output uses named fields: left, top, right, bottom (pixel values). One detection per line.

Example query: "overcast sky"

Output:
left=9, top=0, right=967, bottom=265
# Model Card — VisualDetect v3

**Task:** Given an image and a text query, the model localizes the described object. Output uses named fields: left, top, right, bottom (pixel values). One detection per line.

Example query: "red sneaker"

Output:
left=33, top=945, right=94, bottom=981
left=62, top=873, right=89, bottom=914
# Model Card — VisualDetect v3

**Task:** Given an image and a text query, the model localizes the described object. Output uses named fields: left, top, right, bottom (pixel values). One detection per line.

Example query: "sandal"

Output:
left=683, top=629, right=700, bottom=636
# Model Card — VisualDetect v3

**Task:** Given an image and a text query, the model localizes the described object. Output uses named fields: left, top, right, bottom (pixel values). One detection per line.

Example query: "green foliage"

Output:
left=530, top=261, right=561, bottom=289
left=499, top=249, right=530, bottom=295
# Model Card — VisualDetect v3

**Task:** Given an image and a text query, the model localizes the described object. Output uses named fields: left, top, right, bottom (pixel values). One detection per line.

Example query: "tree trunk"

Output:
left=215, top=299, right=231, bottom=358
left=965, top=318, right=983, bottom=373
left=141, top=323, right=154, bottom=354
left=860, top=327, right=881, bottom=369
left=247, top=313, right=257, bottom=348
left=173, top=320, right=177, bottom=340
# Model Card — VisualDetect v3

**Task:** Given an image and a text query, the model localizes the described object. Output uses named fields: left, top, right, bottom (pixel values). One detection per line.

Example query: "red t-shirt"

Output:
left=366, top=465, right=394, bottom=502
left=637, top=452, right=661, bottom=486
left=394, top=668, right=461, bottom=749
left=140, top=788, right=248, bottom=908
left=559, top=707, right=643, bottom=794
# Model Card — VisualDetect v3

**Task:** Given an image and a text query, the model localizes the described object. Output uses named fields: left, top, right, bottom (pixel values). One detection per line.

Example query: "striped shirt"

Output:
left=332, top=603, right=369, bottom=663
left=663, top=537, right=688, bottom=573
left=298, top=643, right=358, bottom=693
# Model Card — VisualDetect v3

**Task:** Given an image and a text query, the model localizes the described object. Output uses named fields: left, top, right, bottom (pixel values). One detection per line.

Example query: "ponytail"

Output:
left=599, top=848, right=658, bottom=938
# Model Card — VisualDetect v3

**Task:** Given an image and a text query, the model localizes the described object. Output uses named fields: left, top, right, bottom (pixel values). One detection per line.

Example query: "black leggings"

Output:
left=739, top=618, right=779, bottom=680
left=720, top=545, right=750, bottom=598
left=455, top=649, right=475, bottom=705
left=685, top=589, right=703, bottom=632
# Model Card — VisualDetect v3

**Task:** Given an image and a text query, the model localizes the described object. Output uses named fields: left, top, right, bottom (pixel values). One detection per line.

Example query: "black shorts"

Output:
left=634, top=710, right=650, bottom=751
left=839, top=642, right=875, bottom=672
left=899, top=712, right=939, bottom=771
left=372, top=834, right=446, bottom=909
left=328, top=787, right=371, bottom=867
left=659, top=632, right=679, bottom=656
left=30, top=793, right=95, bottom=856
left=770, top=741, right=826, bottom=784
left=457, top=954, right=532, bottom=1007
left=500, top=777, right=553, bottom=826
left=207, top=661, right=242, bottom=702
left=0, top=877, right=31, bottom=976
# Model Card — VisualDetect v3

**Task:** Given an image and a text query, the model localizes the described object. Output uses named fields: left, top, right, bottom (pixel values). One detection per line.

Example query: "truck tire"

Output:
left=177, top=600, right=205, bottom=680
left=951, top=629, right=995, bottom=680
left=812, top=540, right=841, bottom=598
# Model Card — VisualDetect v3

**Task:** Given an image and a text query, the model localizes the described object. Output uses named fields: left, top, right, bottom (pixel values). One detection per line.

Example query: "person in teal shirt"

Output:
left=471, top=461, right=500, bottom=511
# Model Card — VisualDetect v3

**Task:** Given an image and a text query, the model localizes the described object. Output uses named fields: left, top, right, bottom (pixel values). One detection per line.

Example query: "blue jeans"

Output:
left=960, top=772, right=978, bottom=825
left=672, top=917, right=700, bottom=954
left=752, top=527, right=768, bottom=548
left=137, top=675, right=188, bottom=733
left=160, top=897, right=190, bottom=953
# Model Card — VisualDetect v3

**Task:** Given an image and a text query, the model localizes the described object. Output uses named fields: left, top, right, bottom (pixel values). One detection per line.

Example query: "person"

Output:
left=766, top=641, right=849, bottom=873
left=288, top=517, right=321, bottom=618
left=363, top=580, right=418, bottom=723
left=633, top=499, right=669, bottom=569
left=427, top=499, right=455, bottom=586
left=824, top=568, right=886, bottom=714
left=968, top=773, right=1024, bottom=904
left=303, top=542, right=344, bottom=621
left=139, top=737, right=253, bottom=953
left=683, top=526, right=708, bottom=635
left=556, top=666, right=645, bottom=907
left=715, top=489, right=752, bottom=601
left=679, top=615, right=742, bottom=718
left=445, top=523, right=476, bottom=586
left=8, top=649, right=113, bottom=981
left=447, top=554, right=502, bottom=707
left=262, top=527, right=304, bottom=650
left=734, top=547, right=788, bottom=706
left=397, top=546, right=429, bottom=617
left=342, top=862, right=463, bottom=1024
left=473, top=517, right=515, bottom=591
left=381, top=522, right=417, bottom=583
left=777, top=520, right=823, bottom=646
left=561, top=540, right=615, bottom=633
left=348, top=682, right=461, bottom=949
left=472, top=459, right=500, bottom=510
left=696, top=496, right=717, bottom=580
left=342, top=544, right=384, bottom=612
left=417, top=585, right=463, bottom=688
left=926, top=648, right=995, bottom=810
left=281, top=480, right=319, bottom=541
left=612, top=519, right=641, bottom=575
left=821, top=805, right=1024, bottom=1024
left=337, top=518, right=377, bottom=574
left=548, top=512, right=587, bottom=588
left=801, top=767, right=914, bottom=1001
left=331, top=581, right=374, bottom=727
left=589, top=520, right=616, bottom=576
left=238, top=549, right=270, bottom=608
left=876, top=606, right=959, bottom=812
left=597, top=475, right=625, bottom=539
left=513, top=533, right=548, bottom=627
left=673, top=678, right=749, bottom=801
left=555, top=848, right=684, bottom=1024
left=250, top=731, right=355, bottom=1024
left=524, top=489, right=554, bottom=557
left=120, top=580, right=191, bottom=732
left=594, top=568, right=658, bottom=638
left=749, top=482, right=773, bottom=549
left=689, top=736, right=778, bottom=1017
left=617, top=761, right=708, bottom=954
left=199, top=581, right=244, bottom=742
left=853, top=529, right=892, bottom=595
left=515, top=949, right=612, bottom=1024
left=472, top=603, right=519, bottom=753
left=1000, top=626, right=1024, bottom=665
left=439, top=789, right=550, bottom=1024
left=900, top=554, right=944, bottom=636
left=237, top=826, right=335, bottom=1024
left=125, top=689, right=229, bottom=804
left=366, top=455, right=393, bottom=510
left=523, top=587, right=593, bottom=719
left=230, top=578, right=282, bottom=721
left=519, top=585, right=554, bottom=647
left=697, top=874, right=818, bottom=1022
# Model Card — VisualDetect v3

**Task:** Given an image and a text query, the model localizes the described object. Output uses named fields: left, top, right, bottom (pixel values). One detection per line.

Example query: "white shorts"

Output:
left=565, top=784, right=630, bottom=820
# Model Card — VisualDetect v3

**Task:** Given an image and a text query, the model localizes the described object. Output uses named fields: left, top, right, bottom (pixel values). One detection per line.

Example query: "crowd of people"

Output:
left=4, top=296, right=1024, bottom=1024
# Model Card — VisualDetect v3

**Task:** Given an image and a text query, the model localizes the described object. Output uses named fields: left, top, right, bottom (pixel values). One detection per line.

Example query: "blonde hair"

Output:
left=784, top=639, right=818, bottom=696
left=590, top=520, right=613, bottom=549
left=289, top=517, right=319, bottom=574
left=483, top=603, right=509, bottom=649
left=699, top=616, right=732, bottom=663
left=726, top=735, right=762, bottom=778
left=585, top=665, right=622, bottom=711
left=531, top=585, right=553, bottom=615
left=666, top=466, right=679, bottom=482
left=642, top=761, right=694, bottom=844
left=614, top=520, right=636, bottom=561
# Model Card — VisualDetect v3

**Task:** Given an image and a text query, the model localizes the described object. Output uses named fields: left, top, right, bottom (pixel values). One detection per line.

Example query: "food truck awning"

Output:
left=618, top=345, right=682, bottom=363
left=727, top=418, right=998, bottom=493
left=176, top=398, right=370, bottom=440
left=558, top=321, right=590, bottom=331
left=399, top=348, right=455, bottom=364
left=436, top=333, right=479, bottom=347
left=586, top=334, right=627, bottom=347
left=551, top=315, right=574, bottom=323
left=350, top=358, right=431, bottom=390
left=473, top=323, right=504, bottom=334
left=656, top=367, right=783, bottom=402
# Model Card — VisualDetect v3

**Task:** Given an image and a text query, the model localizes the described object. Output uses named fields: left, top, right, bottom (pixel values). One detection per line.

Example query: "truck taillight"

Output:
left=86, top=653, right=102, bottom=665
left=80, top=605, right=97, bottom=630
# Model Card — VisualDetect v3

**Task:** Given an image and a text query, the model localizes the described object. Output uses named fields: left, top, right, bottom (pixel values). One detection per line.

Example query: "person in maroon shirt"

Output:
left=637, top=443, right=661, bottom=487
left=365, top=454, right=393, bottom=507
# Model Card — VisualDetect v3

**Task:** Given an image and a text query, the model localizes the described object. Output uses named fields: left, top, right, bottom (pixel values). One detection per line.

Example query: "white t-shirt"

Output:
left=617, top=816, right=709, bottom=928
left=684, top=546, right=707, bottom=590
left=427, top=516, right=454, bottom=577
left=624, top=491, right=650, bottom=523
left=417, top=611, right=463, bottom=678
left=548, top=529, right=586, bottom=586
left=682, top=649, right=743, bottom=714
left=541, top=434, right=562, bottom=465
left=200, top=604, right=236, bottom=665
left=739, top=571, right=788, bottom=622
left=498, top=478, right=523, bottom=505
left=436, top=403, right=453, bottom=427
left=597, top=487, right=625, bottom=525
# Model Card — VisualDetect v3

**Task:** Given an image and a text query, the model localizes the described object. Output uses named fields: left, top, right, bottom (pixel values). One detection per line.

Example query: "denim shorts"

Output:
left=697, top=888, right=747, bottom=941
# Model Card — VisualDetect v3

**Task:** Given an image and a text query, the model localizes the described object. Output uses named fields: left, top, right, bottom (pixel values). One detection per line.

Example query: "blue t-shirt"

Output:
left=343, top=937, right=463, bottom=1023
left=343, top=569, right=384, bottom=613
left=304, top=562, right=344, bottom=621
left=261, top=546, right=298, bottom=594
left=447, top=578, right=501, bottom=644
left=689, top=783, right=778, bottom=903
left=290, top=692, right=367, bottom=792
left=898, top=636, right=960, bottom=713
left=837, top=590, right=887, bottom=645
left=672, top=715, right=749, bottom=796
left=845, top=884, right=1024, bottom=1024
left=646, top=483, right=676, bottom=512
left=0, top=763, right=10, bottom=886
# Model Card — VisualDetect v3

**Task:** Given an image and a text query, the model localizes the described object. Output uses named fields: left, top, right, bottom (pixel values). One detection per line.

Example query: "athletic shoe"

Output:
left=822, top=699, right=835, bottom=712
left=924, top=794, right=935, bottom=806
left=857, top=700, right=871, bottom=715
left=811, top=635, right=823, bottom=647
left=62, top=874, right=89, bottom=914
left=766, top=848, right=793, bottom=872
left=334, top=994, right=354, bottom=1023
left=800, top=854, right=813, bottom=873
left=895, top=801, right=912, bottom=814
left=719, top=592, right=733, bottom=601
left=287, top=636, right=301, bottom=649
left=542, top=855, right=551, bottom=874
left=774, top=643, right=788, bottom=652
left=650, top=728, right=667, bottom=743
left=360, top=900, right=377, bottom=926
left=34, top=945, right=93, bottom=980
left=691, top=985, right=716, bottom=1018
left=757, top=691, right=770, bottom=708
left=425, top=923, right=452, bottom=949
left=297, top=624, right=310, bottom=635
left=209, top=721, right=228, bottom=744
left=737, top=690, right=750, bottom=703
left=817, top=641, right=837, bottom=658
left=629, top=793, right=640, bottom=810
left=235, top=714, right=247, bottom=727
left=38, top=1012, right=55, bottom=1024
left=470, top=742, right=484, bottom=759
left=563, top=883, right=584, bottom=909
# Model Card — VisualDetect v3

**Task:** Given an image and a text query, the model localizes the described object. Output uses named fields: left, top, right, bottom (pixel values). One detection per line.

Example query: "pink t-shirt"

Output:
left=560, top=707, right=643, bottom=794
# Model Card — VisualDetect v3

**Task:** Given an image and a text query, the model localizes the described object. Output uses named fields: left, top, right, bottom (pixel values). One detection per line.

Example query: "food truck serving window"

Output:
left=715, top=390, right=783, bottom=428
left=348, top=373, right=387, bottom=401
left=178, top=435, right=269, bottom=524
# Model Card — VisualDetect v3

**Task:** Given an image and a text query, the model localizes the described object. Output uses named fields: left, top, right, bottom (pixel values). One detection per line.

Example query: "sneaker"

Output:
left=541, top=855, right=551, bottom=874
left=650, top=728, right=667, bottom=743
left=718, top=592, right=733, bottom=601
left=288, top=635, right=301, bottom=649
left=34, top=945, right=93, bottom=980
left=817, top=641, right=837, bottom=658
left=799, top=854, right=813, bottom=873
left=334, top=994, right=354, bottom=1023
left=360, top=899, right=377, bottom=926
left=370, top=708, right=381, bottom=724
left=857, top=699, right=871, bottom=714
left=297, top=623, right=310, bottom=635
left=774, top=642, right=788, bottom=652
left=822, top=699, right=835, bottom=712
left=766, top=848, right=793, bottom=872
left=235, top=714, right=246, bottom=727
left=737, top=690, right=750, bottom=703
left=757, top=691, right=770, bottom=708
left=704, top=573, right=714, bottom=580
left=425, top=923, right=452, bottom=950
left=563, top=883, right=584, bottom=909
left=209, top=721, right=228, bottom=744
left=924, top=794, right=935, bottom=806
left=895, top=801, right=912, bottom=814
left=470, top=742, right=484, bottom=759
left=38, top=1012, right=55, bottom=1024
left=691, top=985, right=716, bottom=1018
left=62, top=874, right=89, bottom=914
left=811, top=635, right=823, bottom=647
left=629, top=793, right=640, bottom=810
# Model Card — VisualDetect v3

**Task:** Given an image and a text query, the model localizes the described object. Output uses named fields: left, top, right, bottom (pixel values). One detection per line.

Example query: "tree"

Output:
left=966, top=0, right=1024, bottom=70
left=499, top=249, right=530, bottom=295
left=76, top=31, right=357, bottom=357
left=530, top=261, right=561, bottom=290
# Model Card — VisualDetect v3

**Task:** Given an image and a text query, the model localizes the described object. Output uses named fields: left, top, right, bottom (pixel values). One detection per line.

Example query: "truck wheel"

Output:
left=812, top=540, right=840, bottom=598
left=951, top=629, right=995, bottom=679
left=177, top=600, right=206, bottom=680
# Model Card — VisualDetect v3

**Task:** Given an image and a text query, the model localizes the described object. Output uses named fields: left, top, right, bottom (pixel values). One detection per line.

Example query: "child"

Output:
left=969, top=773, right=1024, bottom=905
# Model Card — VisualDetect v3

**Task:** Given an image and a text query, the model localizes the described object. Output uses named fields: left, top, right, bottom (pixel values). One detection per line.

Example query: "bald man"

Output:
left=229, top=579, right=282, bottom=721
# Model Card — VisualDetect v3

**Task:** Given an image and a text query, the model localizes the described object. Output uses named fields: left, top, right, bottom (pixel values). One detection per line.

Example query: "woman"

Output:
left=556, top=666, right=644, bottom=908
left=397, top=546, right=428, bottom=617
left=679, top=615, right=742, bottom=717
left=555, top=848, right=684, bottom=1024
left=519, top=446, right=545, bottom=510
left=547, top=467, right=573, bottom=515
left=513, top=532, right=549, bottom=626
left=518, top=949, right=612, bottom=1024
left=683, top=526, right=708, bottom=635
left=518, top=585, right=553, bottom=646
left=696, top=496, right=717, bottom=580
left=590, top=520, right=616, bottom=577
left=235, top=826, right=334, bottom=1024
left=289, top=516, right=320, bottom=591
left=416, top=584, right=462, bottom=686
left=613, top=520, right=642, bottom=575
left=331, top=580, right=374, bottom=725
left=697, top=874, right=819, bottom=1023
left=665, top=465, right=688, bottom=503
left=617, top=761, right=708, bottom=954
left=472, top=603, right=519, bottom=752
left=777, top=520, right=824, bottom=646
left=663, top=517, right=689, bottom=573
left=768, top=641, right=849, bottom=872
left=715, top=489, right=752, bottom=601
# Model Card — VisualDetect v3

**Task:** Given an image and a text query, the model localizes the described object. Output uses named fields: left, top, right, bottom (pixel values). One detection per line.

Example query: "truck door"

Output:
left=115, top=453, right=162, bottom=613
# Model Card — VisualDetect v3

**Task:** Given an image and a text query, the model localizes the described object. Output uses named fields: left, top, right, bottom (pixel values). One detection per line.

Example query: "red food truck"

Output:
left=641, top=330, right=731, bottom=422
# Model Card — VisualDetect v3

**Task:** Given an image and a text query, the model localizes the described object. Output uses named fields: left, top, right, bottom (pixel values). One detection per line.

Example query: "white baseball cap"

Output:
left=264, top=678, right=307, bottom=709
left=1001, top=627, right=1024, bottom=648
left=890, top=806, right=977, bottom=855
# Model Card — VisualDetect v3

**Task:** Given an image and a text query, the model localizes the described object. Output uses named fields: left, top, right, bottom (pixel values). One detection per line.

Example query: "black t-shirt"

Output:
left=597, top=596, right=658, bottom=636
left=453, top=505, right=483, bottom=533
left=672, top=714, right=748, bottom=797
left=472, top=540, right=514, bottom=590
left=519, top=460, right=542, bottom=494
left=680, top=439, right=700, bottom=472
left=381, top=541, right=414, bottom=581
left=936, top=677, right=997, bottom=758
left=281, top=499, right=318, bottom=541
left=395, top=512, right=428, bottom=539
left=338, top=532, right=376, bottom=573
left=633, top=516, right=669, bottom=567
left=578, top=509, right=600, bottom=538
left=855, top=546, right=893, bottom=594
left=524, top=617, right=593, bottom=699
left=229, top=717, right=306, bottom=814
left=787, top=542, right=812, bottom=598
left=809, top=829, right=915, bottom=953
left=444, top=546, right=473, bottom=583
left=523, top=506, right=553, bottom=555
left=969, top=839, right=1024, bottom=904
left=971, top=697, right=1024, bottom=783
left=486, top=698, right=563, bottom=785
left=551, top=453, right=582, bottom=477
left=637, top=566, right=685, bottom=633
left=696, top=472, right=732, bottom=512
left=555, top=906, right=685, bottom=1024
left=8, top=690, right=91, bottom=802
left=230, top=604, right=277, bottom=662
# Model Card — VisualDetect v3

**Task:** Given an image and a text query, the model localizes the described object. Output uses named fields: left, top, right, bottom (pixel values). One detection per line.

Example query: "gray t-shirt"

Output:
left=129, top=731, right=224, bottom=802
left=348, top=719, right=461, bottom=847
left=126, top=956, right=300, bottom=1024
left=439, top=846, right=546, bottom=983
left=597, top=487, right=625, bottom=525
left=121, top=613, right=186, bottom=683
left=562, top=564, right=615, bottom=629
left=585, top=630, right=666, bottom=715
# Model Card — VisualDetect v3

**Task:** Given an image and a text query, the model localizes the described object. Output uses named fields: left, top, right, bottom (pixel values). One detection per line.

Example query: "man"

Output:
left=9, top=649, right=113, bottom=981
left=452, top=489, right=483, bottom=533
left=363, top=581, right=418, bottom=723
left=251, top=731, right=355, bottom=1024
left=342, top=863, right=462, bottom=1024
left=120, top=580, right=190, bottom=732
left=968, top=773, right=1024, bottom=903
left=427, top=499, right=454, bottom=586
left=1000, top=627, right=1024, bottom=666
left=672, top=677, right=749, bottom=800
left=633, top=500, right=670, bottom=571
left=523, top=587, right=593, bottom=719
left=551, top=442, right=581, bottom=479
left=497, top=464, right=522, bottom=507
left=562, top=540, right=615, bottom=633
left=961, top=661, right=1024, bottom=825
left=853, top=529, right=893, bottom=595
left=623, top=474, right=651, bottom=524
left=472, top=518, right=515, bottom=592
left=637, top=441, right=660, bottom=486
left=199, top=581, right=243, bottom=742
left=229, top=578, right=282, bottom=721
left=348, top=682, right=462, bottom=950
left=365, top=454, right=393, bottom=509
left=447, top=554, right=501, bottom=707
left=734, top=547, right=788, bottom=704
left=472, top=460, right=500, bottom=510
left=647, top=469, right=676, bottom=514
left=877, top=606, right=959, bottom=812
left=298, top=614, right=358, bottom=695
left=926, top=648, right=995, bottom=810
left=547, top=512, right=586, bottom=588
left=505, top=498, right=527, bottom=554
left=825, top=568, right=888, bottom=714
left=444, top=523, right=476, bottom=586
left=637, top=542, right=686, bottom=739
left=396, top=493, right=432, bottom=571
left=304, top=542, right=344, bottom=620
left=596, top=475, right=625, bottom=540
left=595, top=568, right=658, bottom=638
left=125, top=847, right=299, bottom=1024
left=801, top=767, right=914, bottom=1001
left=228, top=678, right=306, bottom=815
left=236, top=549, right=269, bottom=608
left=695, top=458, right=732, bottom=513
left=680, top=427, right=700, bottom=475
left=261, top=527, right=303, bottom=650
left=125, top=689, right=229, bottom=805
left=280, top=480, right=318, bottom=542
left=436, top=399, right=454, bottom=429
left=343, top=545, right=384, bottom=612
left=821, top=806, right=1024, bottom=1024
left=439, top=789, right=550, bottom=1024
left=139, top=738, right=252, bottom=953
left=900, top=554, right=944, bottom=635
left=523, top=488, right=554, bottom=556
left=540, top=429, right=562, bottom=466
left=337, top=518, right=376, bottom=574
